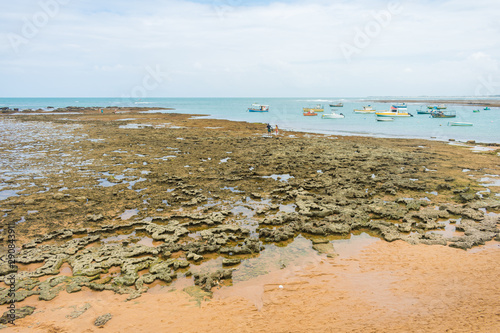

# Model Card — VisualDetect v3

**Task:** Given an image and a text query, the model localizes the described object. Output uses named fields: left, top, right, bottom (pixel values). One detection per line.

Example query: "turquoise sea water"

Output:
left=1, top=97, right=499, bottom=143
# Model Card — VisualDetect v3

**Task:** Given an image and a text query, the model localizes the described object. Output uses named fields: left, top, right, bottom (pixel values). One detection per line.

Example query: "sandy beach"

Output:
left=1, top=108, right=499, bottom=332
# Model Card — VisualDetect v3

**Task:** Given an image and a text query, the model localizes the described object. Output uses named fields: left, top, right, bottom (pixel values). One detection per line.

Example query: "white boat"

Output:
left=248, top=103, right=269, bottom=112
left=392, top=103, right=408, bottom=111
left=322, top=111, right=345, bottom=119
left=353, top=106, right=376, bottom=113
left=448, top=122, right=473, bottom=126
left=376, top=106, right=413, bottom=117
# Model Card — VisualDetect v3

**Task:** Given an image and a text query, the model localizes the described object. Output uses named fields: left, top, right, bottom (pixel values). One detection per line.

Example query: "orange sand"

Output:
left=6, top=240, right=500, bottom=333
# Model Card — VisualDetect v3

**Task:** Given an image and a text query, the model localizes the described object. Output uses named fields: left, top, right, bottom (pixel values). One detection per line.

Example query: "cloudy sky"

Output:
left=1, top=0, right=499, bottom=97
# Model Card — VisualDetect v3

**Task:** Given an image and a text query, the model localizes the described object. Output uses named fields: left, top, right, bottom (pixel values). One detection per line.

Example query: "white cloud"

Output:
left=0, top=0, right=499, bottom=97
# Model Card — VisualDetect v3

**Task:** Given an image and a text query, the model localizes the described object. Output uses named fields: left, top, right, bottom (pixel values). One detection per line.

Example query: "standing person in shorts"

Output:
left=275, top=125, right=279, bottom=136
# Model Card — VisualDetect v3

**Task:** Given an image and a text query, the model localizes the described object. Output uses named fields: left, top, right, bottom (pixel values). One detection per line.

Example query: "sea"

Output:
left=1, top=97, right=500, bottom=144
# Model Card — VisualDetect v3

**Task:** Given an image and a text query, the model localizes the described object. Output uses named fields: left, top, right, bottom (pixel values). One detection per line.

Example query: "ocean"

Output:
left=1, top=97, right=499, bottom=143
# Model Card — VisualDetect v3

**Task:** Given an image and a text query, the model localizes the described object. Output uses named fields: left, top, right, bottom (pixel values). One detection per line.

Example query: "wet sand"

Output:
left=1, top=108, right=499, bottom=332
left=8, top=240, right=500, bottom=332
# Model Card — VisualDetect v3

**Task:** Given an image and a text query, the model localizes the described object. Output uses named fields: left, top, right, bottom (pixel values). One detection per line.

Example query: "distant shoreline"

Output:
left=370, top=99, right=500, bottom=107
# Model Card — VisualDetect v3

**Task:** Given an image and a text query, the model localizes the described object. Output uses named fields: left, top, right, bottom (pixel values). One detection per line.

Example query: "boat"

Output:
left=376, top=117, right=394, bottom=122
left=322, top=111, right=344, bottom=119
left=473, top=109, right=480, bottom=113
left=430, top=110, right=456, bottom=118
left=417, top=108, right=433, bottom=114
left=248, top=103, right=269, bottom=112
left=375, top=106, right=413, bottom=117
left=484, top=107, right=491, bottom=110
left=427, top=104, right=447, bottom=110
left=329, top=103, right=344, bottom=107
left=303, top=104, right=324, bottom=112
left=392, top=103, right=408, bottom=111
left=448, top=122, right=473, bottom=126
left=303, top=110, right=318, bottom=116
left=353, top=106, right=376, bottom=113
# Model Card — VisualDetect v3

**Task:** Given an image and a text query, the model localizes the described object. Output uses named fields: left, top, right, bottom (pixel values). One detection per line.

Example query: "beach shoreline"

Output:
left=1, top=109, right=499, bottom=331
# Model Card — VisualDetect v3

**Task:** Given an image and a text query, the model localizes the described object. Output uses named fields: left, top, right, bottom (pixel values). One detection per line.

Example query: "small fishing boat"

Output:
left=448, top=122, right=473, bottom=126
left=473, top=109, right=480, bottom=113
left=376, top=117, right=394, bottom=122
left=430, top=110, right=456, bottom=118
left=417, top=108, right=433, bottom=114
left=353, top=106, right=376, bottom=113
left=484, top=107, right=491, bottom=110
left=376, top=106, right=413, bottom=117
left=322, top=111, right=344, bottom=119
left=427, top=104, right=447, bottom=110
left=248, top=103, right=269, bottom=112
left=392, top=103, right=408, bottom=111
left=303, top=104, right=324, bottom=112
left=329, top=102, right=344, bottom=107
left=303, top=110, right=318, bottom=116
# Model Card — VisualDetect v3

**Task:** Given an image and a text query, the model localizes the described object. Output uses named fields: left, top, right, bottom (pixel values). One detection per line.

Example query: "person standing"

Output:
left=275, top=125, right=279, bottom=136
left=266, top=123, right=272, bottom=136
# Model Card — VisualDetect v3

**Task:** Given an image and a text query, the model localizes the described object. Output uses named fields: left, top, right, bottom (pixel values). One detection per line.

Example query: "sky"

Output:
left=0, top=0, right=499, bottom=98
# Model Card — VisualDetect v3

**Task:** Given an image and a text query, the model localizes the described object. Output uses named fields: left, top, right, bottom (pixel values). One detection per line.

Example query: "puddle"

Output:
left=157, top=156, right=177, bottom=161
left=120, top=209, right=139, bottom=220
left=470, top=146, right=497, bottom=152
left=426, top=218, right=464, bottom=238
left=118, top=124, right=153, bottom=129
left=221, top=186, right=244, bottom=193
left=262, top=174, right=294, bottom=182
left=279, top=203, right=297, bottom=213
left=479, top=177, right=500, bottom=187
left=97, top=179, right=118, bottom=187
left=0, top=190, right=19, bottom=200
left=101, top=231, right=136, bottom=244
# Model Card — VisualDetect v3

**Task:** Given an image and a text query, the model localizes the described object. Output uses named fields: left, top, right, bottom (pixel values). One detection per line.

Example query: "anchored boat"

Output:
left=248, top=103, right=269, bottom=112
left=427, top=104, right=447, bottom=110
left=322, top=111, right=344, bottom=119
left=303, top=110, right=318, bottom=116
left=430, top=110, right=456, bottom=118
left=375, top=106, right=413, bottom=117
left=303, top=104, right=324, bottom=112
left=448, top=122, right=473, bottom=126
left=353, top=106, right=376, bottom=114
left=392, top=103, right=408, bottom=111
left=329, top=102, right=344, bottom=107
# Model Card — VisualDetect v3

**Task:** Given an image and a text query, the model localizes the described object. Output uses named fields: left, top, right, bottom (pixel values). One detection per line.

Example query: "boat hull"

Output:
left=375, top=112, right=412, bottom=117
left=353, top=110, right=375, bottom=114
left=322, top=113, right=344, bottom=119
left=303, top=108, right=323, bottom=112
left=431, top=111, right=456, bottom=118
left=448, top=122, right=473, bottom=126
left=248, top=109, right=268, bottom=112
